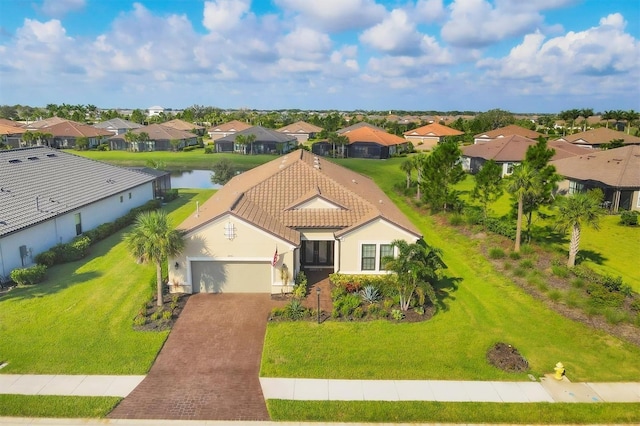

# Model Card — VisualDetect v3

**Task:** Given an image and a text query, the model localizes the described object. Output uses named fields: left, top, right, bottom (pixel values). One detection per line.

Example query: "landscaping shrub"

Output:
left=360, top=285, right=380, bottom=304
left=620, top=210, right=638, bottom=226
left=512, top=268, right=526, bottom=277
left=10, top=264, right=47, bottom=286
left=519, top=245, right=535, bottom=255
left=548, top=290, right=562, bottom=301
left=571, top=278, right=585, bottom=288
left=519, top=259, right=534, bottom=269
left=391, top=309, right=405, bottom=320
left=587, top=284, right=625, bottom=309
left=604, top=308, right=628, bottom=325
left=34, top=250, right=57, bottom=267
left=564, top=289, right=582, bottom=308
left=182, top=145, right=197, bottom=152
left=463, top=206, right=483, bottom=225
left=333, top=293, right=362, bottom=318
left=163, top=189, right=179, bottom=202
left=551, top=264, right=570, bottom=278
left=448, top=213, right=464, bottom=226
left=483, top=216, right=516, bottom=239
left=285, top=299, right=307, bottom=320
left=508, top=251, right=521, bottom=260
left=204, top=145, right=214, bottom=154
left=488, top=247, right=505, bottom=259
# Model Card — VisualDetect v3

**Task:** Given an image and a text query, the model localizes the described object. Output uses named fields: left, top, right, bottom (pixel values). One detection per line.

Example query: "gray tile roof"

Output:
left=216, top=126, right=297, bottom=143
left=0, top=147, right=155, bottom=237
left=94, top=118, right=143, bottom=131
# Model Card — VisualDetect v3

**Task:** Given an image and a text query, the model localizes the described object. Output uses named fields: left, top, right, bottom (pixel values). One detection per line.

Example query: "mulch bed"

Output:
left=133, top=293, right=190, bottom=332
left=487, top=342, right=529, bottom=372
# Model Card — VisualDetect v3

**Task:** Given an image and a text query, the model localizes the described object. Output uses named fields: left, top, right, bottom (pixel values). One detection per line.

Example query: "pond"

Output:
left=170, top=169, right=223, bottom=189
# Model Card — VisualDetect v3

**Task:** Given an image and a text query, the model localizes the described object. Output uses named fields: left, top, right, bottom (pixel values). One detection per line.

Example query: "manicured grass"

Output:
left=68, top=148, right=273, bottom=170
left=262, top=159, right=640, bottom=382
left=0, top=395, right=120, bottom=418
left=0, top=189, right=213, bottom=374
left=267, top=400, right=640, bottom=424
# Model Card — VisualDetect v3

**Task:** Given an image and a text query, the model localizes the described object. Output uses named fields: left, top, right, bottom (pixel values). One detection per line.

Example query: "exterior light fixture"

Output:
left=316, top=286, right=321, bottom=324
left=174, top=262, right=179, bottom=269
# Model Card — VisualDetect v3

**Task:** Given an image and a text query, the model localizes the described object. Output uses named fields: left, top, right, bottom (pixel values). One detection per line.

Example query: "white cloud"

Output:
left=40, top=0, right=85, bottom=18
left=274, top=0, right=386, bottom=32
left=202, top=0, right=251, bottom=33
left=360, top=9, right=423, bottom=55
left=478, top=13, right=640, bottom=96
left=414, top=0, right=446, bottom=24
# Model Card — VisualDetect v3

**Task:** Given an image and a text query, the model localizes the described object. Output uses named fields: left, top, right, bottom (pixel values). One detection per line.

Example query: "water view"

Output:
left=170, top=169, right=223, bottom=189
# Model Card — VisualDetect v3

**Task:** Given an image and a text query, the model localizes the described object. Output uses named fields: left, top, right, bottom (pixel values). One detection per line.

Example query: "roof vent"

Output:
left=46, top=153, right=57, bottom=157
left=8, top=159, right=21, bottom=164
left=28, top=157, right=39, bottom=161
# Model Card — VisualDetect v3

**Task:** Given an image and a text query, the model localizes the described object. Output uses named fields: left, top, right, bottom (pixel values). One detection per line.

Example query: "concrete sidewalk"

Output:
left=260, top=377, right=640, bottom=403
left=0, top=375, right=144, bottom=397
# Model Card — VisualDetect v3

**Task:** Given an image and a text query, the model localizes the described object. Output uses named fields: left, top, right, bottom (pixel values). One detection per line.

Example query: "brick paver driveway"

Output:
left=109, top=293, right=281, bottom=421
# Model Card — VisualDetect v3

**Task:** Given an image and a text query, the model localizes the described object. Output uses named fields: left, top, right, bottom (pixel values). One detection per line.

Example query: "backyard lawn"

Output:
left=0, top=189, right=214, bottom=374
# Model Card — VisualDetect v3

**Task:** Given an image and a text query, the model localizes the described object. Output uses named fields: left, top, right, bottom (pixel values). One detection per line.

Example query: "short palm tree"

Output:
left=383, top=239, right=445, bottom=311
left=124, top=210, right=185, bottom=306
left=555, top=191, right=604, bottom=268
left=507, top=164, right=540, bottom=252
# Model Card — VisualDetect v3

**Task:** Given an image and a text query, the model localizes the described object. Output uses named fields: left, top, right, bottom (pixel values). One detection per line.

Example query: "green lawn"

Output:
left=0, top=189, right=213, bottom=374
left=0, top=395, right=120, bottom=418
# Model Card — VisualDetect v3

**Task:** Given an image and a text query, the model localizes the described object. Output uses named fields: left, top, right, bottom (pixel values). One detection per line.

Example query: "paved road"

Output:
left=107, top=293, right=282, bottom=421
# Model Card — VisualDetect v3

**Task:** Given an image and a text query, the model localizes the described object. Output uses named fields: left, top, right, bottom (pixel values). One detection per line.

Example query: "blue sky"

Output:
left=0, top=0, right=638, bottom=113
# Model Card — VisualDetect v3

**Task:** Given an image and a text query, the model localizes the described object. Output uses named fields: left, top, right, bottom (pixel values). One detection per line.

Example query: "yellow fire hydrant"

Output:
left=554, top=362, right=565, bottom=380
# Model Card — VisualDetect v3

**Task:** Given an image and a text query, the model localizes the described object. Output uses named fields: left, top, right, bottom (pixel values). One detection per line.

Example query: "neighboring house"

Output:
left=108, top=124, right=198, bottom=151
left=461, top=135, right=589, bottom=176
left=22, top=120, right=112, bottom=149
left=168, top=150, right=421, bottom=294
left=473, top=125, right=543, bottom=144
left=161, top=119, right=206, bottom=136
left=147, top=106, right=165, bottom=117
left=277, top=121, right=323, bottom=143
left=341, top=126, right=407, bottom=159
left=21, top=117, right=68, bottom=130
left=214, top=126, right=298, bottom=154
left=552, top=145, right=640, bottom=212
left=207, top=120, right=252, bottom=141
left=403, top=123, right=464, bottom=151
left=128, top=167, right=172, bottom=198
left=94, top=118, right=143, bottom=135
left=553, top=128, right=640, bottom=149
left=0, top=147, right=155, bottom=279
left=337, top=122, right=385, bottom=135
left=0, top=123, right=27, bottom=148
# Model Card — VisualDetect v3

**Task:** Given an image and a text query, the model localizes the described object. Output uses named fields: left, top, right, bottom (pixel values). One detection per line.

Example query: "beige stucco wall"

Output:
left=338, top=218, right=419, bottom=274
left=405, top=136, right=438, bottom=151
left=169, top=214, right=295, bottom=293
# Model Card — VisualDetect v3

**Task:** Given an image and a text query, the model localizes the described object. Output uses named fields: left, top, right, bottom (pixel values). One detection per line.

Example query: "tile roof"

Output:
left=473, top=124, right=543, bottom=140
left=337, top=122, right=385, bottom=134
left=277, top=121, right=323, bottom=134
left=178, top=150, right=420, bottom=244
left=404, top=122, right=464, bottom=137
left=460, top=135, right=585, bottom=162
left=42, top=121, right=113, bottom=138
left=0, top=123, right=27, bottom=135
left=554, top=128, right=640, bottom=146
left=216, top=126, right=297, bottom=144
left=94, top=118, right=143, bottom=131
left=0, top=147, right=154, bottom=237
left=112, top=123, right=196, bottom=140
left=0, top=118, right=22, bottom=127
left=344, top=127, right=406, bottom=147
left=22, top=117, right=69, bottom=129
left=208, top=120, right=252, bottom=133
left=551, top=145, right=640, bottom=188
left=161, top=119, right=205, bottom=131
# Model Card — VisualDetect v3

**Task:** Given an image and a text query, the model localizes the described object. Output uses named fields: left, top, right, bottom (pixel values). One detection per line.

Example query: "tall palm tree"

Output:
left=382, top=239, right=445, bottom=311
left=400, top=157, right=413, bottom=189
left=507, top=164, right=540, bottom=252
left=124, top=210, right=185, bottom=306
left=412, top=153, right=428, bottom=200
left=624, top=110, right=639, bottom=134
left=555, top=191, right=604, bottom=267
left=580, top=108, right=593, bottom=131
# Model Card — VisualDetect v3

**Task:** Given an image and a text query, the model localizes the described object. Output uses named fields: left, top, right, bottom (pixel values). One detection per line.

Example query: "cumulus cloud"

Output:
left=414, top=0, right=446, bottom=24
left=40, top=0, right=85, bottom=18
left=202, top=0, right=251, bottom=33
left=478, top=13, right=640, bottom=96
left=274, top=0, right=386, bottom=32
left=360, top=9, right=423, bottom=55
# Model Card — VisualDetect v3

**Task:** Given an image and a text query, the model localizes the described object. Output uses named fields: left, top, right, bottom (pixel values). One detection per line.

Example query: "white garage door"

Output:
left=190, top=261, right=272, bottom=293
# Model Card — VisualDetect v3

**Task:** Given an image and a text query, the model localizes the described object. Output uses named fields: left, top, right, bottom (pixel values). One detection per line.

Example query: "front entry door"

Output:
left=301, top=241, right=334, bottom=266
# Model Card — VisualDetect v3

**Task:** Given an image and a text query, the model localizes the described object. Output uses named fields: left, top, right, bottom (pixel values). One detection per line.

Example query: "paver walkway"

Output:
left=107, top=293, right=283, bottom=421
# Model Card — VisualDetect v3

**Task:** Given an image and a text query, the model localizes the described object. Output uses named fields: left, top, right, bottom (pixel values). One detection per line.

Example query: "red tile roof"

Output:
left=208, top=120, right=252, bottom=133
left=404, top=122, right=464, bottom=137
left=277, top=121, right=323, bottom=134
left=345, top=127, right=406, bottom=146
left=554, top=128, right=640, bottom=146
left=474, top=124, right=543, bottom=140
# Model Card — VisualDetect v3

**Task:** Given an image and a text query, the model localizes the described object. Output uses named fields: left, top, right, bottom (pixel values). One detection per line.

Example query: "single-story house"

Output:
left=208, top=120, right=252, bottom=141
left=147, top=106, right=165, bottom=117
left=553, top=128, right=640, bottom=149
left=461, top=135, right=589, bottom=176
left=108, top=124, right=199, bottom=151
left=93, top=118, right=143, bottom=135
left=161, top=119, right=206, bottom=136
left=21, top=117, right=68, bottom=130
left=552, top=145, right=640, bottom=212
left=128, top=167, right=172, bottom=198
left=340, top=126, right=407, bottom=159
left=403, top=122, right=464, bottom=151
left=214, top=126, right=298, bottom=154
left=277, top=121, right=323, bottom=143
left=0, top=146, right=155, bottom=280
left=22, top=120, right=112, bottom=149
left=168, top=150, right=421, bottom=294
left=473, top=124, right=544, bottom=144
left=0, top=123, right=27, bottom=148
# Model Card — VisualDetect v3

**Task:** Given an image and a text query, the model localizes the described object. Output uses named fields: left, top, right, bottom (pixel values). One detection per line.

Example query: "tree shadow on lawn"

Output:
left=0, top=270, right=100, bottom=302
left=576, top=249, right=607, bottom=266
left=433, top=275, right=462, bottom=312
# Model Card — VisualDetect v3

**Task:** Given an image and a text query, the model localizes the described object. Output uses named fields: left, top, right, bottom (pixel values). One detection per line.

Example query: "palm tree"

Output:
left=601, top=110, right=612, bottom=128
left=624, top=110, right=639, bottom=134
left=507, top=164, right=540, bottom=252
left=382, top=239, right=445, bottom=311
left=400, top=158, right=413, bottom=189
left=580, top=108, right=593, bottom=131
left=555, top=191, right=604, bottom=267
left=412, top=153, right=428, bottom=200
left=124, top=210, right=185, bottom=306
